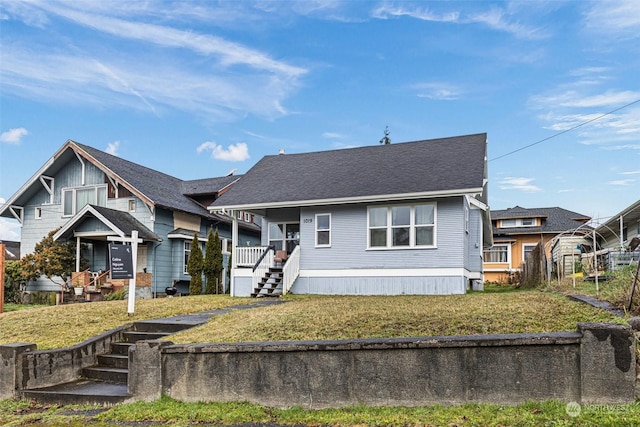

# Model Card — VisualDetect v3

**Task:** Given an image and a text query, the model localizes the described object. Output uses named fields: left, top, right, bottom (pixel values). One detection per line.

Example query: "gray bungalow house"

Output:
left=209, top=133, right=492, bottom=297
left=0, top=140, right=260, bottom=296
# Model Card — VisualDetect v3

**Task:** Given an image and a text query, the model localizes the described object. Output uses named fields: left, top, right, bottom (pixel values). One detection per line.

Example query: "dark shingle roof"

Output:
left=182, top=176, right=240, bottom=196
left=211, top=133, right=487, bottom=209
left=491, top=206, right=591, bottom=236
left=91, top=205, right=162, bottom=241
left=75, top=142, right=227, bottom=218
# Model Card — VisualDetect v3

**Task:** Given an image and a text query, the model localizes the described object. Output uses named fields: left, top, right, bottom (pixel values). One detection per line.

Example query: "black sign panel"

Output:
left=109, top=243, right=134, bottom=279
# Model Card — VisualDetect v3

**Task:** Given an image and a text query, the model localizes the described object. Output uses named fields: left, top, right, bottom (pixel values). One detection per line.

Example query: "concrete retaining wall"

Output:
left=129, top=322, right=635, bottom=408
left=0, top=327, right=126, bottom=399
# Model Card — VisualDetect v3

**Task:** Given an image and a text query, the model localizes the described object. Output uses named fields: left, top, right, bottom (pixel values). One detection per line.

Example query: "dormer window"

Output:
left=500, top=218, right=536, bottom=228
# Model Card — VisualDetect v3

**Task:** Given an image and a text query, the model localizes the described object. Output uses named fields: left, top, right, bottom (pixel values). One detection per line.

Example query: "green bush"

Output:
left=105, top=289, right=127, bottom=301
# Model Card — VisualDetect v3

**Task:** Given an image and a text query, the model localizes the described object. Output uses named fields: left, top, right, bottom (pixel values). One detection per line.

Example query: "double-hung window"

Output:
left=62, top=185, right=107, bottom=216
left=183, top=241, right=191, bottom=274
left=484, top=244, right=509, bottom=263
left=368, top=203, right=436, bottom=249
left=523, top=244, right=537, bottom=262
left=315, top=213, right=331, bottom=247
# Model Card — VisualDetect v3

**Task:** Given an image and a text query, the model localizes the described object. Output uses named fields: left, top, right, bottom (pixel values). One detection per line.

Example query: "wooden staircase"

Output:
left=251, top=267, right=283, bottom=297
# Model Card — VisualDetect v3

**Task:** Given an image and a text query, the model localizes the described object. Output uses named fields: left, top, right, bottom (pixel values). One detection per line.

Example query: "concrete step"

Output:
left=110, top=342, right=133, bottom=355
left=20, top=379, right=129, bottom=406
left=97, top=353, right=128, bottom=369
left=82, top=366, right=128, bottom=384
left=133, top=320, right=202, bottom=333
left=122, top=331, right=171, bottom=343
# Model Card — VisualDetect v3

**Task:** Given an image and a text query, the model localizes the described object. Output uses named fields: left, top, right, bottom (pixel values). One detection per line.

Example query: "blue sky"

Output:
left=1, top=0, right=639, bottom=241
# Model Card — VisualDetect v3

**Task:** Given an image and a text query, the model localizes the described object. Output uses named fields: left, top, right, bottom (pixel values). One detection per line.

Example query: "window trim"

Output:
left=367, top=203, right=437, bottom=250
left=268, top=222, right=300, bottom=252
left=500, top=218, right=537, bottom=228
left=522, top=243, right=537, bottom=262
left=62, top=184, right=108, bottom=217
left=34, top=207, right=42, bottom=220
left=484, top=243, right=510, bottom=264
left=128, top=199, right=136, bottom=212
left=183, top=241, right=191, bottom=274
left=315, top=213, right=331, bottom=248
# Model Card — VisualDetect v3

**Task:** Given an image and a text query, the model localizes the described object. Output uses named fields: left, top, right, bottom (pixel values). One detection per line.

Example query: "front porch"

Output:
left=69, top=270, right=153, bottom=302
left=233, top=246, right=300, bottom=297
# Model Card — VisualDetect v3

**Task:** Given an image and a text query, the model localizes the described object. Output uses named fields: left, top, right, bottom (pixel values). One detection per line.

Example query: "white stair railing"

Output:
left=281, top=245, right=300, bottom=295
left=252, top=248, right=274, bottom=294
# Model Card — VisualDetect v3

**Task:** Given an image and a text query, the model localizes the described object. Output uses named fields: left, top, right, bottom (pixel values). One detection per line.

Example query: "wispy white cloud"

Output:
left=0, top=1, right=307, bottom=121
left=584, top=0, right=640, bottom=39
left=609, top=179, right=635, bottom=186
left=372, top=4, right=459, bottom=23
left=24, top=1, right=307, bottom=77
left=498, top=177, right=542, bottom=193
left=621, top=170, right=640, bottom=175
left=0, top=127, right=28, bottom=144
left=529, top=65, right=640, bottom=148
left=322, top=132, right=345, bottom=139
left=372, top=3, right=547, bottom=40
left=105, top=141, right=120, bottom=156
left=197, top=141, right=249, bottom=162
left=412, top=82, right=462, bottom=101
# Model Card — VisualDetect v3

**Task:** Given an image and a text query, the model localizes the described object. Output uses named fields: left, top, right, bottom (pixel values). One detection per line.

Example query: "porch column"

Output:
left=620, top=215, right=624, bottom=247
left=75, top=236, right=81, bottom=272
left=231, top=215, right=238, bottom=296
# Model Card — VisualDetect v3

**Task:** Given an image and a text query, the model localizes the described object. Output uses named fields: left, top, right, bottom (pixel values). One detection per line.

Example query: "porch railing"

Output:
left=236, top=246, right=269, bottom=267
left=281, top=245, right=300, bottom=295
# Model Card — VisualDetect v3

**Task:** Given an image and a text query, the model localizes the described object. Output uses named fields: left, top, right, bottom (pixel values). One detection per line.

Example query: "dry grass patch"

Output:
left=0, top=296, right=250, bottom=349
left=169, top=291, right=623, bottom=344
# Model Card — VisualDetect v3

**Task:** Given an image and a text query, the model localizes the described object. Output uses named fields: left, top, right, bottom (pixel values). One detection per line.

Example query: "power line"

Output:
left=489, top=97, right=640, bottom=162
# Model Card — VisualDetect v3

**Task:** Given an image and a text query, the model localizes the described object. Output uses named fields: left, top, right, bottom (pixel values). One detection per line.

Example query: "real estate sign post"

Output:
left=109, top=231, right=141, bottom=315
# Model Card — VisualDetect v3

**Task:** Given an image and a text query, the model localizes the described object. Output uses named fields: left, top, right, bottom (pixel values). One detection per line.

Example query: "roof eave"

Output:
left=209, top=187, right=484, bottom=213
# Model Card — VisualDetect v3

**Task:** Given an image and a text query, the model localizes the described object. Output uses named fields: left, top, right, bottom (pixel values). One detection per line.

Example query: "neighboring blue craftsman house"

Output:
left=209, top=133, right=492, bottom=297
left=0, top=140, right=260, bottom=297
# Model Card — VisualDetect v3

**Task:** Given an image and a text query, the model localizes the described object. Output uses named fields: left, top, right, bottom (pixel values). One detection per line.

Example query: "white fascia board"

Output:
left=210, top=187, right=483, bottom=213
left=466, top=195, right=488, bottom=211
left=70, top=142, right=156, bottom=210
left=167, top=232, right=208, bottom=242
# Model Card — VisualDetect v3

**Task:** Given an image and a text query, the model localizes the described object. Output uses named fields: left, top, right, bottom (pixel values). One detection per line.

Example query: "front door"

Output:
left=268, top=223, right=300, bottom=253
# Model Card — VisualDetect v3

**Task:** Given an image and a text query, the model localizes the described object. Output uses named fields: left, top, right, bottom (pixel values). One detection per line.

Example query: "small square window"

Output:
left=35, top=207, right=42, bottom=219
left=128, top=200, right=136, bottom=212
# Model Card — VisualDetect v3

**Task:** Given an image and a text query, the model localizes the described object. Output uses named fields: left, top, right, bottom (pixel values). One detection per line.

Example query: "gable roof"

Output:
left=210, top=133, right=488, bottom=211
left=54, top=204, right=162, bottom=242
left=74, top=142, right=221, bottom=217
left=491, top=206, right=592, bottom=237
left=0, top=140, right=240, bottom=221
